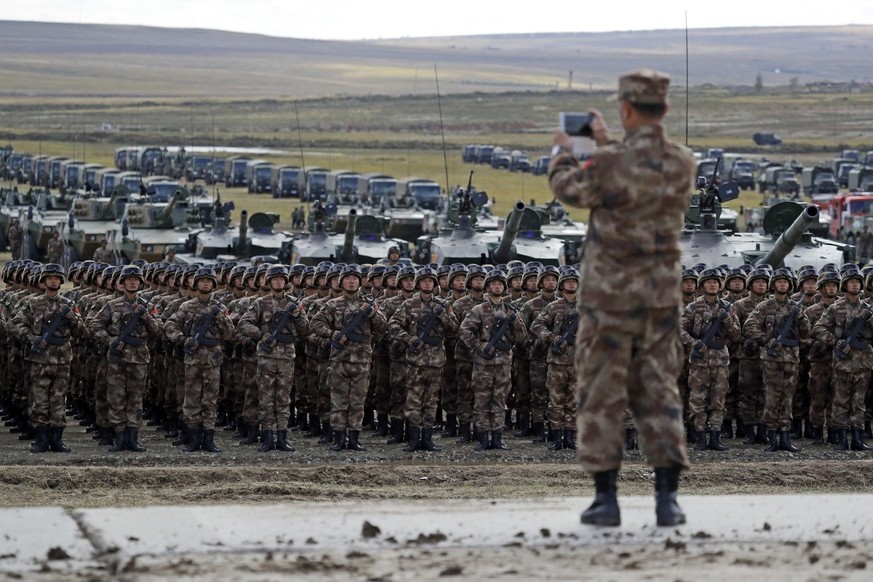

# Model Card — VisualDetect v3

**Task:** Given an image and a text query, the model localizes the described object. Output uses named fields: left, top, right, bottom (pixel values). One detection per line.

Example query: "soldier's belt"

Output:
left=272, top=332, right=295, bottom=344
left=421, top=334, right=440, bottom=346
left=120, top=336, right=146, bottom=347
left=43, top=334, right=68, bottom=347
left=703, top=337, right=725, bottom=350
left=777, top=338, right=800, bottom=347
left=193, top=337, right=219, bottom=348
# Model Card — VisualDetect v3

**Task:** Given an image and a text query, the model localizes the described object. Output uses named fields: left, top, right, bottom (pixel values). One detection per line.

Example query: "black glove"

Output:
left=743, top=338, right=758, bottom=353
left=766, top=338, right=780, bottom=353
left=790, top=305, right=801, bottom=318
left=716, top=309, right=729, bottom=322
left=862, top=309, right=873, bottom=322
left=552, top=337, right=568, bottom=353
left=110, top=338, right=123, bottom=353
left=410, top=337, right=424, bottom=352
left=433, top=304, right=444, bottom=316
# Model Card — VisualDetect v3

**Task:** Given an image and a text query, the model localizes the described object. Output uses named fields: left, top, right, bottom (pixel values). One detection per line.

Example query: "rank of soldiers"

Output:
left=1, top=256, right=871, bottom=456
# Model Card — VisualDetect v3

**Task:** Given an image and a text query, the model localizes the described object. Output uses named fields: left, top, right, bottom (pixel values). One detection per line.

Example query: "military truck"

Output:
left=30, top=155, right=50, bottom=187
left=802, top=165, right=838, bottom=198
left=758, top=165, right=800, bottom=196
left=509, top=150, right=532, bottom=172
left=474, top=145, right=495, bottom=164
left=729, top=159, right=757, bottom=190
left=224, top=156, right=251, bottom=188
left=244, top=159, right=274, bottom=193
left=326, top=170, right=361, bottom=204
left=837, top=162, right=861, bottom=189
left=848, top=167, right=873, bottom=192
left=115, top=147, right=133, bottom=171
left=304, top=166, right=329, bottom=201
left=753, top=132, right=782, bottom=146
left=59, top=159, right=85, bottom=192
left=531, top=156, right=550, bottom=176
left=82, top=163, right=104, bottom=192
left=47, top=156, right=70, bottom=189
left=116, top=171, right=144, bottom=195
left=356, top=173, right=396, bottom=208
left=271, top=165, right=304, bottom=198
left=95, top=168, right=121, bottom=194
left=129, top=146, right=165, bottom=176
left=490, top=147, right=511, bottom=169
left=185, top=155, right=214, bottom=182
left=461, top=145, right=477, bottom=163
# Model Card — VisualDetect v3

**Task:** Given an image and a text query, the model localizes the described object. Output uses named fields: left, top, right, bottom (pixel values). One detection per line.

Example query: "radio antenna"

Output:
left=435, top=64, right=451, bottom=196
left=685, top=11, right=689, bottom=147
left=294, top=102, right=308, bottom=214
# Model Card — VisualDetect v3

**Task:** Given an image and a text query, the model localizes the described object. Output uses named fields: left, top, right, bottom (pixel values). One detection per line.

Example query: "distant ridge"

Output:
left=0, top=21, right=870, bottom=97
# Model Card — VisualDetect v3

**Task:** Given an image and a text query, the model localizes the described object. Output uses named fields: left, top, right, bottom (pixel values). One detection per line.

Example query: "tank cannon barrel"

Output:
left=104, top=187, right=124, bottom=220
left=237, top=210, right=248, bottom=253
left=160, top=192, right=181, bottom=222
left=492, top=202, right=525, bottom=263
left=340, top=209, right=357, bottom=261
left=755, top=205, right=819, bottom=268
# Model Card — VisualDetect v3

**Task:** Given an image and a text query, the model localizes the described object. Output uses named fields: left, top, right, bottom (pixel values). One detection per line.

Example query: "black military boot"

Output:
left=443, top=414, right=457, bottom=438
left=548, top=429, right=564, bottom=451
left=531, top=422, right=546, bottom=443
left=735, top=422, right=746, bottom=439
left=473, top=430, right=491, bottom=451
left=347, top=430, right=366, bottom=451
left=764, top=429, right=779, bottom=452
left=851, top=427, right=873, bottom=451
left=708, top=430, right=728, bottom=451
left=215, top=408, right=228, bottom=428
left=232, top=417, right=247, bottom=438
left=580, top=470, right=620, bottom=526
left=513, top=414, right=531, bottom=438
left=239, top=423, right=259, bottom=445
left=778, top=430, right=800, bottom=453
left=330, top=430, right=347, bottom=452
left=625, top=428, right=637, bottom=451
left=833, top=428, right=849, bottom=451
left=386, top=419, right=404, bottom=444
left=173, top=426, right=191, bottom=447
left=812, top=426, right=825, bottom=445
left=375, top=413, right=390, bottom=437
left=504, top=410, right=514, bottom=431
left=491, top=430, right=510, bottom=451
left=275, top=430, right=295, bottom=452
left=258, top=430, right=275, bottom=452
left=789, top=418, right=803, bottom=439
left=685, top=422, right=697, bottom=444
left=755, top=423, right=770, bottom=445
left=693, top=430, right=708, bottom=451
left=30, top=426, right=50, bottom=454
left=742, top=423, right=757, bottom=445
left=201, top=429, right=221, bottom=453
left=362, top=406, right=376, bottom=431
left=305, top=418, right=322, bottom=438
left=828, top=426, right=839, bottom=445
left=109, top=428, right=128, bottom=453
left=803, top=418, right=815, bottom=439
left=865, top=421, right=873, bottom=439
left=318, top=422, right=333, bottom=444
left=564, top=429, right=577, bottom=450
left=421, top=428, right=441, bottom=452
left=403, top=427, right=421, bottom=452
left=654, top=466, right=687, bottom=527
left=164, top=419, right=179, bottom=439
left=456, top=422, right=472, bottom=444
left=97, top=427, right=114, bottom=447
left=127, top=428, right=146, bottom=453
left=296, top=413, right=310, bottom=432
left=184, top=428, right=203, bottom=452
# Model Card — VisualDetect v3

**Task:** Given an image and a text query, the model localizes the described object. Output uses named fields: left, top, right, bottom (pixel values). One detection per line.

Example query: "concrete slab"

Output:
left=72, top=494, right=873, bottom=569
left=0, top=507, right=98, bottom=574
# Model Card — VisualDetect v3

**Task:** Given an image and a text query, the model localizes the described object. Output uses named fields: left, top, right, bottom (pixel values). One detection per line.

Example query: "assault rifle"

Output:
left=550, top=312, right=580, bottom=356
left=408, top=302, right=445, bottom=356
left=259, top=294, right=304, bottom=355
left=690, top=302, right=729, bottom=361
left=479, top=304, right=517, bottom=360
left=110, top=299, right=150, bottom=354
left=320, top=297, right=376, bottom=359
left=766, top=304, right=802, bottom=358
left=834, top=305, right=873, bottom=361
left=183, top=302, right=222, bottom=355
left=30, top=304, right=72, bottom=356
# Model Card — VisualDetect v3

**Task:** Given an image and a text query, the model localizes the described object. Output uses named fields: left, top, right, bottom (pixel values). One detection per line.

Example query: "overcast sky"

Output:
left=2, top=0, right=872, bottom=40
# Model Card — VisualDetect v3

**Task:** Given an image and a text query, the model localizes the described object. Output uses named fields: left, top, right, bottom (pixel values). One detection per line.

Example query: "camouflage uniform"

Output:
left=803, top=272, right=839, bottom=442
left=451, top=290, right=486, bottom=438
left=8, top=222, right=22, bottom=260
left=388, top=283, right=459, bottom=450
left=733, top=279, right=769, bottom=441
left=46, top=236, right=64, bottom=264
left=549, top=108, right=693, bottom=476
left=518, top=286, right=558, bottom=438
left=93, top=244, right=113, bottom=264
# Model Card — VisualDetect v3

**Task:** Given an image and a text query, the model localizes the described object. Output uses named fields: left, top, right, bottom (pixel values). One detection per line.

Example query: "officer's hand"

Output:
left=716, top=309, right=729, bottom=322
left=361, top=303, right=373, bottom=316
left=837, top=340, right=851, bottom=354
left=862, top=309, right=873, bottom=322
left=766, top=338, right=780, bottom=352
left=184, top=338, right=197, bottom=352
left=693, top=340, right=707, bottom=354
left=790, top=305, right=801, bottom=318
left=553, top=337, right=568, bottom=352
left=110, top=338, right=123, bottom=352
left=587, top=109, right=610, bottom=147
left=410, top=337, right=423, bottom=352
left=552, top=129, right=574, bottom=151
left=35, top=337, right=48, bottom=350
left=506, top=312, right=517, bottom=324
left=333, top=331, right=347, bottom=346
left=432, top=304, right=444, bottom=316
left=743, top=338, right=758, bottom=352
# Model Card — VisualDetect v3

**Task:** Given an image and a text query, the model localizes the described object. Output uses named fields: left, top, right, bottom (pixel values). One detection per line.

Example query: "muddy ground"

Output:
left=1, top=423, right=872, bottom=508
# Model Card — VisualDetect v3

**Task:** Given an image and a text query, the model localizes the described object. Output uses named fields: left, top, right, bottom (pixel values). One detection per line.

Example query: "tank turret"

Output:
left=339, top=209, right=357, bottom=262
left=755, top=204, right=819, bottom=268
left=492, top=201, right=525, bottom=263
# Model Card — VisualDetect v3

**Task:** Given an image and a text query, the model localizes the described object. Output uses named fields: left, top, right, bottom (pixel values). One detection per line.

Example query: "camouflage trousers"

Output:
left=163, top=355, right=180, bottom=421
left=513, top=357, right=532, bottom=417
left=150, top=351, right=167, bottom=413
left=793, top=353, right=811, bottom=421
left=575, top=307, right=689, bottom=474
left=405, top=365, right=442, bottom=428
left=29, top=362, right=69, bottom=428
left=95, top=358, right=110, bottom=430
left=240, top=358, right=259, bottom=424
left=106, top=360, right=147, bottom=429
left=441, top=351, right=458, bottom=415
left=317, top=359, right=331, bottom=423
left=257, top=357, right=294, bottom=431
left=725, top=356, right=739, bottom=420
left=807, top=360, right=833, bottom=427
left=762, top=359, right=799, bottom=431
left=831, top=363, right=870, bottom=430
left=546, top=362, right=575, bottom=430
left=388, top=360, right=408, bottom=420
left=329, top=360, right=371, bottom=431
left=472, top=362, right=510, bottom=433
left=303, top=350, right=320, bottom=415
left=371, top=354, right=391, bottom=415
left=737, top=358, right=765, bottom=425
left=529, top=359, right=549, bottom=425
left=455, top=359, right=474, bottom=424
left=687, top=363, right=729, bottom=432
left=677, top=353, right=691, bottom=416
left=294, top=347, right=307, bottom=414
left=182, top=348, right=223, bottom=429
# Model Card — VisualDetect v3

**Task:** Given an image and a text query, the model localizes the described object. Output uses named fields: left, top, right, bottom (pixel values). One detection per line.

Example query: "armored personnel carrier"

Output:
left=62, top=187, right=130, bottom=261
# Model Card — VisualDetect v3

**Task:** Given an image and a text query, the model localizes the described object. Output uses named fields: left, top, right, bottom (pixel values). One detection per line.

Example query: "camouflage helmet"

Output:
left=506, top=265, right=525, bottom=282
left=339, top=264, right=363, bottom=285
left=67, top=261, right=83, bottom=280
left=816, top=270, right=839, bottom=290
left=387, top=245, right=401, bottom=256
left=465, top=265, right=487, bottom=288
left=302, top=266, right=316, bottom=284
left=130, top=259, right=148, bottom=270
left=367, top=264, right=386, bottom=281
left=839, top=262, right=858, bottom=276
left=414, top=266, right=439, bottom=288
left=326, top=263, right=345, bottom=281
left=289, top=263, right=306, bottom=279
left=436, top=264, right=452, bottom=278
left=537, top=265, right=560, bottom=288
left=507, top=259, right=525, bottom=271
left=101, top=266, right=120, bottom=289
left=681, top=268, right=699, bottom=283
left=768, top=267, right=795, bottom=292
left=360, top=264, right=372, bottom=279
left=315, top=260, right=334, bottom=273
left=692, top=262, right=707, bottom=275
left=119, top=265, right=144, bottom=283
left=746, top=267, right=770, bottom=288
left=228, top=265, right=247, bottom=285
left=381, top=264, right=400, bottom=286
left=522, top=265, right=541, bottom=284
left=448, top=263, right=468, bottom=282
left=756, top=263, right=774, bottom=276
left=242, top=265, right=259, bottom=286
left=193, top=267, right=218, bottom=288
left=697, top=268, right=723, bottom=290
left=396, top=265, right=417, bottom=284
left=484, top=268, right=506, bottom=287
left=820, top=262, right=837, bottom=274
left=841, top=264, right=864, bottom=291
left=39, top=263, right=66, bottom=285
left=796, top=265, right=818, bottom=285
left=724, top=267, right=746, bottom=289
left=558, top=266, right=580, bottom=290
left=265, top=264, right=289, bottom=283
left=737, top=264, right=753, bottom=275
